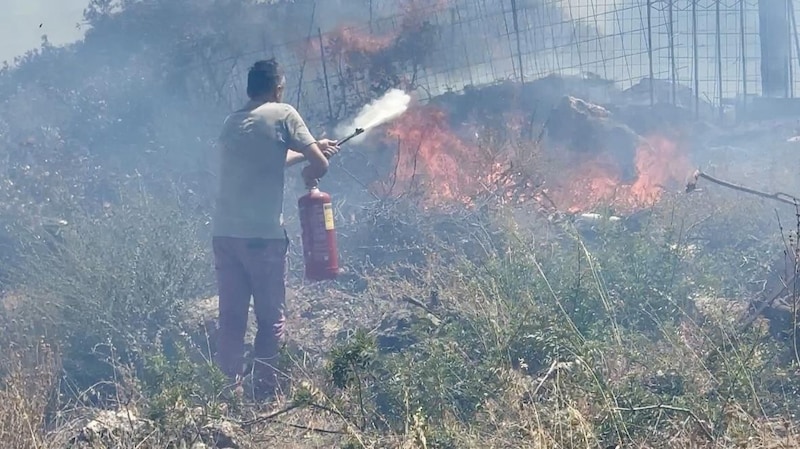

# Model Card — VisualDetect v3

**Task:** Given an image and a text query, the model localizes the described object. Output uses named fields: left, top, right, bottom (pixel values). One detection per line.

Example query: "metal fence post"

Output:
left=716, top=0, right=724, bottom=121
left=647, top=0, right=654, bottom=106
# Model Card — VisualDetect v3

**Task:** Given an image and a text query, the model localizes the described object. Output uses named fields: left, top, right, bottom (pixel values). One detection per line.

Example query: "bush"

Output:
left=4, top=185, right=213, bottom=396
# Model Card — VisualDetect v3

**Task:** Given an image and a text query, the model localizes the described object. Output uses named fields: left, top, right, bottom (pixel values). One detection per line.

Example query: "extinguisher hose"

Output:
left=336, top=127, right=365, bottom=146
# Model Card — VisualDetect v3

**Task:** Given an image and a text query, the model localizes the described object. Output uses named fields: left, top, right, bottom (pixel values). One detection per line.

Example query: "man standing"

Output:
left=212, top=59, right=338, bottom=399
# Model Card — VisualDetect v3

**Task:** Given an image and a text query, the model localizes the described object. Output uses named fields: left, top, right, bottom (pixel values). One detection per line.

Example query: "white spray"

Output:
left=335, top=88, right=412, bottom=144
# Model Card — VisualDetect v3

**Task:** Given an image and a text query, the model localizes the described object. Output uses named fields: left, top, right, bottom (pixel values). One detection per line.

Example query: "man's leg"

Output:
left=241, top=236, right=288, bottom=399
left=212, top=237, right=253, bottom=385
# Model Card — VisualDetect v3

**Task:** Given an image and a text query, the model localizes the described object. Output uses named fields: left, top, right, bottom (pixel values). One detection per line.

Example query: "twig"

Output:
left=239, top=403, right=301, bottom=428
left=531, top=360, right=559, bottom=396
left=400, top=295, right=442, bottom=323
left=686, top=169, right=800, bottom=206
left=275, top=420, right=346, bottom=434
left=335, top=163, right=380, bottom=200
left=739, top=273, right=797, bottom=331
left=739, top=214, right=799, bottom=332
left=614, top=404, right=714, bottom=441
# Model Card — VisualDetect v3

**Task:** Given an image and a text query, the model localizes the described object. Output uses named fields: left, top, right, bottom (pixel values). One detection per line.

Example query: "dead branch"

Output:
left=240, top=403, right=301, bottom=428
left=686, top=169, right=800, bottom=206
left=274, top=420, right=346, bottom=434
left=531, top=360, right=560, bottom=397
left=738, top=271, right=798, bottom=332
left=614, top=404, right=714, bottom=441
left=400, top=295, right=442, bottom=324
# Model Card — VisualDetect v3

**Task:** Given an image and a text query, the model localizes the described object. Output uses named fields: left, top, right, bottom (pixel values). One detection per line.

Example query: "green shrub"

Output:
left=5, top=186, right=213, bottom=396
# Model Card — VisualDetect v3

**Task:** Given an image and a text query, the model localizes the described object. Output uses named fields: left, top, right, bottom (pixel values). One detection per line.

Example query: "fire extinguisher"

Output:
left=296, top=127, right=363, bottom=282
left=298, top=186, right=339, bottom=281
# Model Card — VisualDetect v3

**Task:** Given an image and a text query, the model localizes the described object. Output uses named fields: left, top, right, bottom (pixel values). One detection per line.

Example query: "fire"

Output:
left=548, top=155, right=626, bottom=213
left=323, top=27, right=396, bottom=62
left=373, top=105, right=534, bottom=208
left=310, top=0, right=450, bottom=64
left=630, top=135, right=691, bottom=206
left=374, top=105, right=691, bottom=215
left=550, top=136, right=691, bottom=214
left=375, top=106, right=476, bottom=206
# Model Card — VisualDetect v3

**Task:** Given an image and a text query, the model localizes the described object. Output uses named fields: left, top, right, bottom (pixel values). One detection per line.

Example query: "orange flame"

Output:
left=324, top=27, right=396, bottom=60
left=549, top=136, right=691, bottom=214
left=308, top=0, right=451, bottom=63
left=373, top=105, right=691, bottom=214
left=630, top=135, right=690, bottom=206
left=375, top=106, right=475, bottom=206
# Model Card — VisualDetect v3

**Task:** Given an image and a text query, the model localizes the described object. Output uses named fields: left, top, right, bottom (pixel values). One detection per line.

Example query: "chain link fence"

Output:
left=212, top=0, right=798, bottom=124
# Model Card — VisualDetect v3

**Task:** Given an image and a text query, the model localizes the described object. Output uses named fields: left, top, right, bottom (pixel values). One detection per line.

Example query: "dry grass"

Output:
left=0, top=341, right=59, bottom=449
left=1, top=185, right=799, bottom=449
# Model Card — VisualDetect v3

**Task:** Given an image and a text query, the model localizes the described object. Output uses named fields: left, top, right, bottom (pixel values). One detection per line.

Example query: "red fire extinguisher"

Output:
left=298, top=186, right=339, bottom=281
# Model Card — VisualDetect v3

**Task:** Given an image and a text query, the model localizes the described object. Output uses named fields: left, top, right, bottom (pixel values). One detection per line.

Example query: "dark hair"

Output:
left=246, top=59, right=284, bottom=99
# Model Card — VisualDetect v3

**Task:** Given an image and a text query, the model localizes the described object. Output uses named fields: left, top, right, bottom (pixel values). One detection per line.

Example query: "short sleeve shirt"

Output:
left=212, top=102, right=316, bottom=239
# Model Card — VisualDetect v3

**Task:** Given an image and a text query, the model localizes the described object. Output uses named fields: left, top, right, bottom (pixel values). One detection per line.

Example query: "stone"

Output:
left=68, top=409, right=152, bottom=448
left=199, top=419, right=244, bottom=449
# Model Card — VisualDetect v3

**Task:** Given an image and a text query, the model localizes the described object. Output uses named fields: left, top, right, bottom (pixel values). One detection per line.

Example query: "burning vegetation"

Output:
left=313, top=11, right=695, bottom=217
left=361, top=87, right=693, bottom=216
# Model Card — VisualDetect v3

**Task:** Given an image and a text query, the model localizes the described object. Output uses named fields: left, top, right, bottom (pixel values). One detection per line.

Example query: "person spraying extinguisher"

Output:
left=211, top=58, right=339, bottom=401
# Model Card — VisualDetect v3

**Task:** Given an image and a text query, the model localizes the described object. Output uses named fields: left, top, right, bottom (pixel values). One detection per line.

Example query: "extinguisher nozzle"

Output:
left=338, top=127, right=366, bottom=146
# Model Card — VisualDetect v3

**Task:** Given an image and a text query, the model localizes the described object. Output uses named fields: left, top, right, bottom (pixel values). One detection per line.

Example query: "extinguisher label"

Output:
left=323, top=203, right=335, bottom=231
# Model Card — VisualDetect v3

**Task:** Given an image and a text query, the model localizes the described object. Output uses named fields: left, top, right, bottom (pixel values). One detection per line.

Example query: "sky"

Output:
left=1, top=0, right=86, bottom=64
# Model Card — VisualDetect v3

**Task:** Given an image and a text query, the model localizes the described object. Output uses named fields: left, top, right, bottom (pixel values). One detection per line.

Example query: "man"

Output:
left=212, top=58, right=338, bottom=399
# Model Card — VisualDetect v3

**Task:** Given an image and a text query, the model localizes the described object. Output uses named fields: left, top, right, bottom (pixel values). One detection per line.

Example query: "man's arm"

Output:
left=285, top=149, right=306, bottom=167
left=286, top=143, right=340, bottom=168
left=284, top=106, right=329, bottom=183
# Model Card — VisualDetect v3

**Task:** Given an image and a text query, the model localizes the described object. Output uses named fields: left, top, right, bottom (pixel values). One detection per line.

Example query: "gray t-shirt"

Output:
left=212, top=102, right=316, bottom=239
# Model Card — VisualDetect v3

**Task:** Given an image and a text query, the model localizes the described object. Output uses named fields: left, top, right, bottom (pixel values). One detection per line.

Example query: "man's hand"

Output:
left=317, top=139, right=340, bottom=159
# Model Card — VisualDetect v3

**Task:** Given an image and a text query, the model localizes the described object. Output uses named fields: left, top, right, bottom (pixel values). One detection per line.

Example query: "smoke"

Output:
left=557, top=0, right=626, bottom=35
left=334, top=88, right=411, bottom=144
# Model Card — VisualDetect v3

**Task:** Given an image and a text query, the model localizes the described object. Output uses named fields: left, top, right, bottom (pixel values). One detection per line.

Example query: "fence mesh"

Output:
left=214, top=0, right=800, bottom=124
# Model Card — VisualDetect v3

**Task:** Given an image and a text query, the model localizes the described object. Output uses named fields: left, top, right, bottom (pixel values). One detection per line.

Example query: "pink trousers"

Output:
left=212, top=235, right=289, bottom=396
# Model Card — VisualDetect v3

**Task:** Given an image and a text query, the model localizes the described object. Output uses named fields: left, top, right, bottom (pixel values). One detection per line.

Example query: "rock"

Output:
left=199, top=419, right=243, bottom=449
left=612, top=102, right=710, bottom=137
left=68, top=409, right=153, bottom=448
left=64, top=408, right=246, bottom=449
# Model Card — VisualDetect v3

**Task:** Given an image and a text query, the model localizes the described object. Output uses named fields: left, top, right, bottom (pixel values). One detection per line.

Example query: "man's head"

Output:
left=247, top=59, right=285, bottom=102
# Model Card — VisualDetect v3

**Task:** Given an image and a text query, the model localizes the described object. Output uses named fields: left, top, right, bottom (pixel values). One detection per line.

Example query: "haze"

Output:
left=0, top=0, right=85, bottom=63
